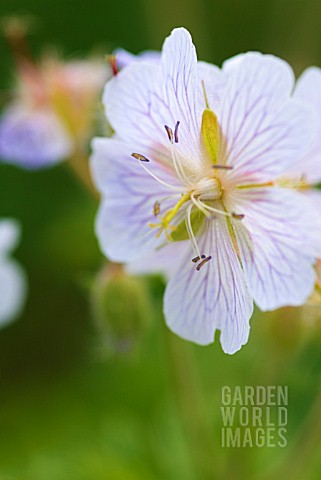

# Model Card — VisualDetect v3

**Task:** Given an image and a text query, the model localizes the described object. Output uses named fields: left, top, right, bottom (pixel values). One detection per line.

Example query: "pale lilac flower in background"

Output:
left=91, top=27, right=321, bottom=354
left=0, top=105, right=72, bottom=168
left=0, top=219, right=26, bottom=327
left=114, top=48, right=161, bottom=69
left=0, top=53, right=109, bottom=168
left=55, top=60, right=108, bottom=94
left=42, top=58, right=109, bottom=144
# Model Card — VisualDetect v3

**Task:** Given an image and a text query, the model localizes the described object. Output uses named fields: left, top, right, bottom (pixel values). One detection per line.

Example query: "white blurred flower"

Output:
left=0, top=219, right=27, bottom=327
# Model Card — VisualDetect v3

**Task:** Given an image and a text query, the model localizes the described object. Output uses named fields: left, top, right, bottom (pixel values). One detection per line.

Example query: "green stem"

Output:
left=164, top=331, right=219, bottom=480
left=67, top=148, right=99, bottom=200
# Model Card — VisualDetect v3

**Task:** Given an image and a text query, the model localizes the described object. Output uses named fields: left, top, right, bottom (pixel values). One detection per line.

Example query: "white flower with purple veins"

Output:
left=0, top=219, right=26, bottom=327
left=91, top=28, right=321, bottom=354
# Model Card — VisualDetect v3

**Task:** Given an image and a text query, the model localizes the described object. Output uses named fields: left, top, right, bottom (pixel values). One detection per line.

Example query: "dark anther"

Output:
left=192, top=254, right=206, bottom=263
left=153, top=201, right=161, bottom=216
left=164, top=125, right=174, bottom=143
left=232, top=213, right=245, bottom=220
left=211, top=165, right=233, bottom=170
left=131, top=153, right=150, bottom=162
left=174, top=121, right=180, bottom=143
left=196, top=256, right=212, bottom=271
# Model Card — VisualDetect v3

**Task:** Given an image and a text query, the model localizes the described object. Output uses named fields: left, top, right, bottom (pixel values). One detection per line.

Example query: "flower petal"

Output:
left=164, top=217, right=253, bottom=354
left=220, top=52, right=318, bottom=178
left=0, top=219, right=20, bottom=255
left=0, top=106, right=72, bottom=168
left=103, top=62, right=163, bottom=146
left=160, top=28, right=200, bottom=151
left=305, top=189, right=321, bottom=219
left=0, top=259, right=27, bottom=328
left=104, top=28, right=203, bottom=169
left=235, top=187, right=318, bottom=310
left=291, top=67, right=321, bottom=183
left=197, top=61, right=227, bottom=117
left=295, top=66, right=321, bottom=108
left=126, top=241, right=187, bottom=280
left=91, top=137, right=179, bottom=262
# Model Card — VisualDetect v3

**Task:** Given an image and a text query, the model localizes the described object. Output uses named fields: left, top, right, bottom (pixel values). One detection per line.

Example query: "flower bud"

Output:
left=91, top=264, right=153, bottom=356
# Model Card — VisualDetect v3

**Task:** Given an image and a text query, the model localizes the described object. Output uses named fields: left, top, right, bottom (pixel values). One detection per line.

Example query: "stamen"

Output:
left=174, top=121, right=180, bottom=143
left=153, top=201, right=161, bottom=216
left=192, top=255, right=206, bottom=263
left=131, top=153, right=150, bottom=162
left=191, top=194, right=230, bottom=219
left=201, top=80, right=210, bottom=109
left=194, top=196, right=245, bottom=224
left=232, top=213, right=245, bottom=220
left=191, top=195, right=211, bottom=218
left=164, top=125, right=174, bottom=143
left=164, top=122, right=194, bottom=188
left=211, top=165, right=233, bottom=170
left=138, top=159, right=184, bottom=191
left=170, top=142, right=193, bottom=188
left=185, top=204, right=202, bottom=259
left=196, top=256, right=212, bottom=271
left=149, top=193, right=189, bottom=241
left=238, top=181, right=274, bottom=190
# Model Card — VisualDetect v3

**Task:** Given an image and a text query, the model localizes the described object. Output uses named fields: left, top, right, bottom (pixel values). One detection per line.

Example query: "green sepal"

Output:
left=171, top=209, right=205, bottom=242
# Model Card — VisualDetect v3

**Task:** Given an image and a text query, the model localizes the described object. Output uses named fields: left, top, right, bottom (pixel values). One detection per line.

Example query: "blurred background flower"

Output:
left=1, top=1, right=321, bottom=479
left=0, top=16, right=110, bottom=169
left=114, top=47, right=161, bottom=68
left=0, top=218, right=26, bottom=326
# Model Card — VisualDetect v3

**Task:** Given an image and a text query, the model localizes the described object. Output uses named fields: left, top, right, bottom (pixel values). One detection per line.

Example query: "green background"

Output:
left=1, top=0, right=321, bottom=479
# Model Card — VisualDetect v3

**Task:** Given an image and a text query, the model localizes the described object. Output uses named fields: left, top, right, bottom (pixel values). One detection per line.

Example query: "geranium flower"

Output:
left=0, top=219, right=27, bottom=327
left=0, top=20, right=109, bottom=168
left=91, top=28, right=321, bottom=353
left=114, top=48, right=160, bottom=69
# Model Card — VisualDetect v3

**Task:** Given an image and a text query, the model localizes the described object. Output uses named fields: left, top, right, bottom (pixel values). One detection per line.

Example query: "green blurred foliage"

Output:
left=1, top=0, right=321, bottom=479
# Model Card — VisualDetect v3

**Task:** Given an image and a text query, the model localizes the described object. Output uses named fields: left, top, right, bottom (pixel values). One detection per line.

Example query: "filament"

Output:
left=137, top=158, right=183, bottom=192
left=185, top=203, right=202, bottom=259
